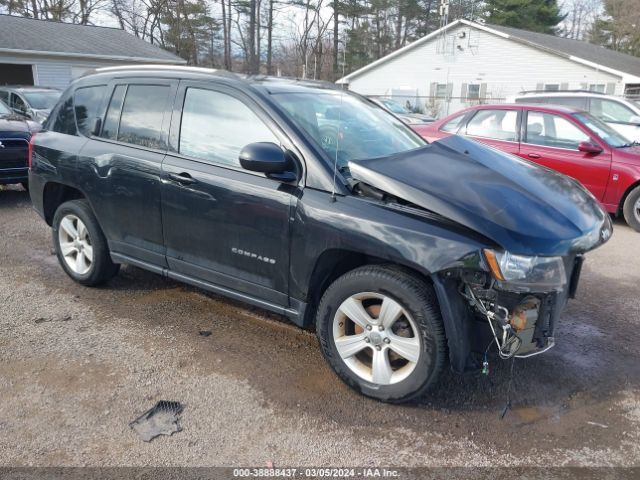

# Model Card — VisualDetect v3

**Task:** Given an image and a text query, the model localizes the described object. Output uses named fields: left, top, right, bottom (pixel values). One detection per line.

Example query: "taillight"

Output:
left=28, top=133, right=36, bottom=170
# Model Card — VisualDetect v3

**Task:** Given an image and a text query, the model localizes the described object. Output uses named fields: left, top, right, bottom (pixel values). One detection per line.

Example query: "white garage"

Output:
left=0, top=15, right=186, bottom=89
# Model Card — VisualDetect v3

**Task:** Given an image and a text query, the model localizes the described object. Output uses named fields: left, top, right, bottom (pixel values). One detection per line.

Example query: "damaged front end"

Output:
left=433, top=251, right=587, bottom=372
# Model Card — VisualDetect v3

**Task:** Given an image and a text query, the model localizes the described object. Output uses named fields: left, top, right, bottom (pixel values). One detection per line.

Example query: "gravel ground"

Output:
left=0, top=184, right=639, bottom=467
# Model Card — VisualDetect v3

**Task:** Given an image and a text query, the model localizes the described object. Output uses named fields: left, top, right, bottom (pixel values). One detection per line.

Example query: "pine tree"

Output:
left=483, top=0, right=565, bottom=34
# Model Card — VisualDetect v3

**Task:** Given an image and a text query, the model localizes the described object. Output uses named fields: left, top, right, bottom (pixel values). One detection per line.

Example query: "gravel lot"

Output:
left=0, top=184, right=639, bottom=467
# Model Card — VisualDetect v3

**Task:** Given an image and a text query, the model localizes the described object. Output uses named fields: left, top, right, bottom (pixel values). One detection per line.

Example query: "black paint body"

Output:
left=29, top=68, right=611, bottom=372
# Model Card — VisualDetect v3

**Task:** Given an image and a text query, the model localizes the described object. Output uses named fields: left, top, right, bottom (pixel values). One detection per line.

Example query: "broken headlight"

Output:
left=483, top=249, right=567, bottom=292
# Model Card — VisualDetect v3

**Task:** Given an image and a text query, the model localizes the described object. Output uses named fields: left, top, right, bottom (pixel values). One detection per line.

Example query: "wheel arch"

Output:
left=302, top=247, right=476, bottom=374
left=42, top=182, right=87, bottom=226
left=618, top=179, right=640, bottom=216
left=301, top=248, right=434, bottom=327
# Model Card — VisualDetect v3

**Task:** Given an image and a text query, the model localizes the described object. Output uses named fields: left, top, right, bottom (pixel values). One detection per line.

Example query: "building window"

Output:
left=544, top=84, right=560, bottom=92
left=436, top=83, right=448, bottom=98
left=467, top=84, right=480, bottom=100
left=589, top=84, right=605, bottom=93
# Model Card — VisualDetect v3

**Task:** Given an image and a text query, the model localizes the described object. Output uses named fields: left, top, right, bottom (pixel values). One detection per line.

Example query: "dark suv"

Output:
left=29, top=66, right=612, bottom=403
left=0, top=99, right=40, bottom=189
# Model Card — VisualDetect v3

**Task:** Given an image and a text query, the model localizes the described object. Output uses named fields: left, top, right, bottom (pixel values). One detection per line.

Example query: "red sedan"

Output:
left=413, top=104, right=640, bottom=231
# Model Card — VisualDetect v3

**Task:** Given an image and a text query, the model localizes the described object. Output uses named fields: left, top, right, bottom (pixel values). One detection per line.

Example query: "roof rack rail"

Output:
left=518, top=89, right=608, bottom=95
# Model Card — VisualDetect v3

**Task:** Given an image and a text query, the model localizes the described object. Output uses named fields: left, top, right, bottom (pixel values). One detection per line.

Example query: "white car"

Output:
left=513, top=91, right=640, bottom=142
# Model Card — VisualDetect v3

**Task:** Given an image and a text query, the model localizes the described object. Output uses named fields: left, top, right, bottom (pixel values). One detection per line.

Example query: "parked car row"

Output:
left=0, top=86, right=61, bottom=124
left=413, top=102, right=640, bottom=232
left=27, top=66, right=611, bottom=403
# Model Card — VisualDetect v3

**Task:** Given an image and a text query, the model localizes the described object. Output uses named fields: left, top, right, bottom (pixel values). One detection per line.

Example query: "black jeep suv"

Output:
left=29, top=66, right=612, bottom=402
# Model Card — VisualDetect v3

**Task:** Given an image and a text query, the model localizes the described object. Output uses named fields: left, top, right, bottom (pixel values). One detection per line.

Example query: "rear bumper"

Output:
left=0, top=167, right=28, bottom=184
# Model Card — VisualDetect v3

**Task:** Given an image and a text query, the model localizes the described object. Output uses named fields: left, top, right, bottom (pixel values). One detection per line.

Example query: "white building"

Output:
left=0, top=15, right=185, bottom=90
left=338, top=19, right=640, bottom=118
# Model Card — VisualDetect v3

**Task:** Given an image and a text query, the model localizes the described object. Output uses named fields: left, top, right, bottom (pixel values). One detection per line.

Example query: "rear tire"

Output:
left=52, top=199, right=119, bottom=286
left=623, top=186, right=640, bottom=232
left=316, top=265, right=447, bottom=403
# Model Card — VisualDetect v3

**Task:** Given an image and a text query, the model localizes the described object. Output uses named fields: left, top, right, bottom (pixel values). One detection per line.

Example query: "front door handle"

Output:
left=168, top=172, right=196, bottom=185
left=528, top=153, right=541, bottom=159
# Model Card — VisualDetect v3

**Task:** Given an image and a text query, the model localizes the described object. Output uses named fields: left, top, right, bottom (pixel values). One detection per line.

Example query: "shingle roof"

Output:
left=0, top=14, right=185, bottom=63
left=484, top=23, right=640, bottom=78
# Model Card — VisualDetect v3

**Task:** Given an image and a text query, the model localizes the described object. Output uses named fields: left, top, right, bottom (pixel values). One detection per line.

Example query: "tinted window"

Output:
left=466, top=109, right=518, bottom=141
left=117, top=85, right=168, bottom=149
left=102, top=85, right=126, bottom=140
left=74, top=85, right=106, bottom=137
left=50, top=97, right=76, bottom=135
left=548, top=96, right=587, bottom=109
left=525, top=111, right=589, bottom=150
left=440, top=114, right=466, bottom=133
left=180, top=88, right=278, bottom=167
left=515, top=96, right=546, bottom=104
left=0, top=90, right=8, bottom=103
left=590, top=98, right=636, bottom=123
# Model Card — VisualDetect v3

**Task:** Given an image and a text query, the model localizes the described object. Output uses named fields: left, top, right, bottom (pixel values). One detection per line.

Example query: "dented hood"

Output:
left=349, top=136, right=612, bottom=256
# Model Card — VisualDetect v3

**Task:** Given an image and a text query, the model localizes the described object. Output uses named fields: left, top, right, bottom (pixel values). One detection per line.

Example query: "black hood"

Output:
left=349, top=135, right=612, bottom=256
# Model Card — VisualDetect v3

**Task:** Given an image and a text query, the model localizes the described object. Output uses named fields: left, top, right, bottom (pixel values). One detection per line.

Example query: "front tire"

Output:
left=52, top=199, right=119, bottom=286
left=623, top=186, right=640, bottom=232
left=316, top=265, right=447, bottom=403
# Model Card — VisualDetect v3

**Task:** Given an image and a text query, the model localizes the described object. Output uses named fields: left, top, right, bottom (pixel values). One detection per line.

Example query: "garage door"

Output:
left=35, top=64, right=72, bottom=90
left=0, top=64, right=34, bottom=85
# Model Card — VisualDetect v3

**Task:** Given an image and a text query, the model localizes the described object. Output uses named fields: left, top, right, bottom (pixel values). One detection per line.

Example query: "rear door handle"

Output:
left=168, top=172, right=196, bottom=185
left=528, top=153, right=541, bottom=159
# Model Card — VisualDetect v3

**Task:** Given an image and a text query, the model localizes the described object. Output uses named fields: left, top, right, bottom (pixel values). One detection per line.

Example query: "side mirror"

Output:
left=578, top=141, right=603, bottom=154
left=630, top=115, right=640, bottom=125
left=239, top=142, right=295, bottom=181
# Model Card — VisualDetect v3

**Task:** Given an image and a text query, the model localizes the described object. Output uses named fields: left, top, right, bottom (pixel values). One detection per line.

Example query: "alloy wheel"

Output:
left=332, top=292, right=421, bottom=385
left=58, top=214, right=93, bottom=275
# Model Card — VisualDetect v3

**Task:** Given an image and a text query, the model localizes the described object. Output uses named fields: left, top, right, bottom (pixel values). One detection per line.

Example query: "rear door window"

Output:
left=117, top=85, right=169, bottom=149
left=0, top=90, right=8, bottom=103
left=74, top=85, right=107, bottom=137
left=99, top=84, right=170, bottom=150
left=465, top=109, right=518, bottom=141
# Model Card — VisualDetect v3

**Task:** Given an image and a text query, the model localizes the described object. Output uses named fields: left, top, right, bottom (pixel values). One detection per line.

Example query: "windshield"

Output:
left=574, top=112, right=631, bottom=147
left=21, top=91, right=61, bottom=110
left=271, top=91, right=426, bottom=174
left=0, top=100, right=10, bottom=115
left=381, top=99, right=410, bottom=114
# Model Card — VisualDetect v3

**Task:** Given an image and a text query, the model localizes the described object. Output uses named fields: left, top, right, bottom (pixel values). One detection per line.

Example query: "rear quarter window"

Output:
left=50, top=97, right=76, bottom=135
left=74, top=85, right=107, bottom=137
